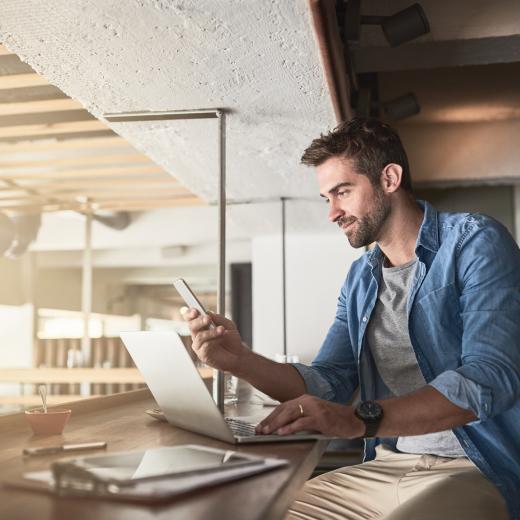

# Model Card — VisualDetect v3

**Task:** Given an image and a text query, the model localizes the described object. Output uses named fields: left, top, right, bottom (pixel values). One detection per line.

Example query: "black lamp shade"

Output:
left=382, top=3, right=430, bottom=47
left=383, top=93, right=420, bottom=120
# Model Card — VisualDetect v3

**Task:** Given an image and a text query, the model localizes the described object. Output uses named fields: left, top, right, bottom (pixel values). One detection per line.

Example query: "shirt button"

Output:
left=362, top=316, right=368, bottom=323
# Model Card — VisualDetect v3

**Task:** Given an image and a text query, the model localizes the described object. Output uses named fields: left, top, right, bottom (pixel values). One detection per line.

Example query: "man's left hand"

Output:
left=255, top=394, right=365, bottom=438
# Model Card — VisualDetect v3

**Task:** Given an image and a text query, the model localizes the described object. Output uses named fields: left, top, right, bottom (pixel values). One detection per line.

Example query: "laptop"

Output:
left=120, top=330, right=329, bottom=444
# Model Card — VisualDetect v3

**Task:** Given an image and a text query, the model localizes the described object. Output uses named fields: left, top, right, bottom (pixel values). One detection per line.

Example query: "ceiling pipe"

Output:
left=307, top=0, right=354, bottom=123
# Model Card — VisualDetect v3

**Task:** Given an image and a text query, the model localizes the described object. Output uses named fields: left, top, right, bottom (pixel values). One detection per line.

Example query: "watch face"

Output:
left=357, top=401, right=383, bottom=420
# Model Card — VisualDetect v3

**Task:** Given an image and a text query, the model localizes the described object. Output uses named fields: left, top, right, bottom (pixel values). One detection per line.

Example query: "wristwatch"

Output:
left=354, top=400, right=384, bottom=438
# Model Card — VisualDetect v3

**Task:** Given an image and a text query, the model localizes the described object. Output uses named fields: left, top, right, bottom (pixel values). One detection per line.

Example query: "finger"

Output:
left=207, top=312, right=235, bottom=328
left=257, top=401, right=302, bottom=434
left=255, top=409, right=280, bottom=434
left=188, top=314, right=215, bottom=335
left=277, top=417, right=314, bottom=436
left=196, top=339, right=227, bottom=365
left=256, top=401, right=291, bottom=432
left=180, top=307, right=200, bottom=320
left=192, top=327, right=225, bottom=349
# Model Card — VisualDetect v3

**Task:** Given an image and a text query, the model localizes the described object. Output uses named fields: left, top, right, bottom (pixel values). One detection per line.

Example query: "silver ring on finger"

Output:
left=298, top=403, right=304, bottom=417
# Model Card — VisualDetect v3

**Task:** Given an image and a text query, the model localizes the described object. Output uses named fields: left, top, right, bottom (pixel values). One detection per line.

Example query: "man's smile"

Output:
left=338, top=217, right=357, bottom=231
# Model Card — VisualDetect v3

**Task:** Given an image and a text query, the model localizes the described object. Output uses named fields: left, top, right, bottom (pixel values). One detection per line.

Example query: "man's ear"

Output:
left=380, top=163, right=403, bottom=193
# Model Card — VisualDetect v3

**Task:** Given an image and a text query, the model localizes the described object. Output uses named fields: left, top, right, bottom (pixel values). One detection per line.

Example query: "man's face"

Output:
left=316, top=156, right=390, bottom=248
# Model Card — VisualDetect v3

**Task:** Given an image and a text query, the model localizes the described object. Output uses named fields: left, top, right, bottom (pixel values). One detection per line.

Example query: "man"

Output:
left=182, top=118, right=519, bottom=519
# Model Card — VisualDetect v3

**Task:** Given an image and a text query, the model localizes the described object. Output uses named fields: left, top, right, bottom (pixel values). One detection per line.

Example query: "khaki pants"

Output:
left=287, top=444, right=508, bottom=520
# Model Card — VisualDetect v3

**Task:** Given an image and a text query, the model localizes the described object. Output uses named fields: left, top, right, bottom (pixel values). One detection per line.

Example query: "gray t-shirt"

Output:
left=366, top=258, right=466, bottom=458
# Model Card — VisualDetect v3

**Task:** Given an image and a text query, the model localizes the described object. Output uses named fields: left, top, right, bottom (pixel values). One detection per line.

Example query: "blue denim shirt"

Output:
left=293, top=201, right=520, bottom=519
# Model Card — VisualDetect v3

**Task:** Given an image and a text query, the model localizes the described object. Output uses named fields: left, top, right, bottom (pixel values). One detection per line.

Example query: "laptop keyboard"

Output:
left=225, top=417, right=258, bottom=437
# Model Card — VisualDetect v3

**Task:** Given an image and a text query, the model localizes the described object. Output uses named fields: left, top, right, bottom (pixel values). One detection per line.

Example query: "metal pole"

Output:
left=214, top=109, right=226, bottom=413
left=103, top=107, right=227, bottom=411
left=281, top=197, right=287, bottom=358
left=104, top=108, right=220, bottom=122
left=81, top=210, right=93, bottom=395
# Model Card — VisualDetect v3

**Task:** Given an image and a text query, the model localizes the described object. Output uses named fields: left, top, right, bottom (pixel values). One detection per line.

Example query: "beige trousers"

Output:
left=287, top=444, right=508, bottom=520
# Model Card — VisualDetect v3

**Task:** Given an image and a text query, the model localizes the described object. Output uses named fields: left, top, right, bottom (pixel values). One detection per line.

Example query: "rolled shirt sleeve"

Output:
left=428, top=370, right=492, bottom=422
left=291, top=362, right=336, bottom=401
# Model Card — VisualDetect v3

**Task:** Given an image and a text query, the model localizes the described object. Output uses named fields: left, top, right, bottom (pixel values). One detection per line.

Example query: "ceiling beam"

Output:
left=353, top=35, right=520, bottom=73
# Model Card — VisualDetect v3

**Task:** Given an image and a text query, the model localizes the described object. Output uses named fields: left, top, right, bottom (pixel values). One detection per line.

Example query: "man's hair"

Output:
left=301, top=117, right=413, bottom=192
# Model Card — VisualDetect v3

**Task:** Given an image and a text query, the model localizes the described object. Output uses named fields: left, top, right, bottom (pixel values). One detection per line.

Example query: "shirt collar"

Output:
left=367, top=199, right=439, bottom=267
left=415, top=200, right=440, bottom=254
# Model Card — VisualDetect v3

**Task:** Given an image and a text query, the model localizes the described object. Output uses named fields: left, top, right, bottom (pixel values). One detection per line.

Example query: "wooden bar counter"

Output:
left=0, top=388, right=327, bottom=520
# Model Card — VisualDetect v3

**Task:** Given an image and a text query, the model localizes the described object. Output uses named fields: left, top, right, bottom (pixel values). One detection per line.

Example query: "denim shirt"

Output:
left=293, top=201, right=520, bottom=519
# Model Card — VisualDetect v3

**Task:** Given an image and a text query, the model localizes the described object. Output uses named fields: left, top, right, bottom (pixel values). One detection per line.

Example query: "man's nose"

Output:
left=328, top=200, right=344, bottom=223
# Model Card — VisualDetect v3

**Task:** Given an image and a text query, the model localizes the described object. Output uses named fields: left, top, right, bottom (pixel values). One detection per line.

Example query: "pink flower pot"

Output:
left=25, top=408, right=72, bottom=435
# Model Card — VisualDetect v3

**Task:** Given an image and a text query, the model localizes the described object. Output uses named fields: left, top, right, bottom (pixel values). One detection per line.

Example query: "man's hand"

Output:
left=255, top=394, right=365, bottom=438
left=181, top=308, right=248, bottom=375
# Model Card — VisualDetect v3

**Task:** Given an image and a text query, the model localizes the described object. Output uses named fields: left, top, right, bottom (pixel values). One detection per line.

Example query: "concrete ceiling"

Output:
left=0, top=1, right=335, bottom=208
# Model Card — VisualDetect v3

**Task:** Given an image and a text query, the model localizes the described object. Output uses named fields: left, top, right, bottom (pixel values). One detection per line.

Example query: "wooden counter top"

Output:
left=0, top=389, right=327, bottom=520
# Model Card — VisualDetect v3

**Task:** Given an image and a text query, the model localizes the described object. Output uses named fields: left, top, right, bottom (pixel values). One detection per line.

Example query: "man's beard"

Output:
left=337, top=190, right=390, bottom=248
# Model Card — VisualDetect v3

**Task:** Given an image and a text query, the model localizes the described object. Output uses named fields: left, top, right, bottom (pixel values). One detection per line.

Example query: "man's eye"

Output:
left=337, top=190, right=349, bottom=197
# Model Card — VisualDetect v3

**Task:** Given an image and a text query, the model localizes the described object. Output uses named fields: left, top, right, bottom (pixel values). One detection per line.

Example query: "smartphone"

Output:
left=173, top=278, right=215, bottom=329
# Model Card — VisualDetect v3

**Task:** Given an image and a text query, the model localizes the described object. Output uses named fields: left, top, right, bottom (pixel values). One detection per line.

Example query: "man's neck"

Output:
left=377, top=197, right=424, bottom=267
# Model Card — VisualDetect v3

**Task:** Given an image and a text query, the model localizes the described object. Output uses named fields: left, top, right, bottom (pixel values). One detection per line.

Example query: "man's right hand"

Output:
left=181, top=308, right=247, bottom=375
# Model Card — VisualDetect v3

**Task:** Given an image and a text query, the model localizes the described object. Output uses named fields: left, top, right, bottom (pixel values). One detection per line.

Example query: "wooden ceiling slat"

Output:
left=90, top=198, right=204, bottom=210
left=0, top=73, right=49, bottom=90
left=0, top=98, right=83, bottom=116
left=0, top=85, right=67, bottom=104
left=0, top=45, right=14, bottom=56
left=0, top=153, right=155, bottom=168
left=8, top=177, right=177, bottom=190
left=0, top=129, right=116, bottom=144
left=0, top=188, right=189, bottom=201
left=53, top=188, right=191, bottom=198
left=0, top=136, right=128, bottom=153
left=0, top=109, right=95, bottom=128
left=0, top=164, right=164, bottom=180
left=0, top=120, right=107, bottom=139
left=0, top=196, right=203, bottom=213
left=0, top=54, right=34, bottom=75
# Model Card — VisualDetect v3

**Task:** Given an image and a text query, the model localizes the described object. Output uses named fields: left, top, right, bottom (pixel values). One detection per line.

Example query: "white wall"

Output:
left=252, top=233, right=362, bottom=364
left=0, top=304, right=34, bottom=396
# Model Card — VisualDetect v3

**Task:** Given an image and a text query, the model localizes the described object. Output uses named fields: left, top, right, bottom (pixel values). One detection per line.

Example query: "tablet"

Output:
left=52, top=445, right=264, bottom=485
